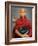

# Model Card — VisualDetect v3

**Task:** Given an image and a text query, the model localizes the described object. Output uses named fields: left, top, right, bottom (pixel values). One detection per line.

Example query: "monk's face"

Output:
left=18, top=9, right=25, bottom=17
left=19, top=12, right=25, bottom=17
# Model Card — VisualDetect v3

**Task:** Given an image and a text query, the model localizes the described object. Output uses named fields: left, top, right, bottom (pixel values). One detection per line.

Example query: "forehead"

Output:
left=20, top=8, right=25, bottom=10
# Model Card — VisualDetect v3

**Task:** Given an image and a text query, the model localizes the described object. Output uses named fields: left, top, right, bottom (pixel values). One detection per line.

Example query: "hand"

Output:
left=23, top=34, right=29, bottom=37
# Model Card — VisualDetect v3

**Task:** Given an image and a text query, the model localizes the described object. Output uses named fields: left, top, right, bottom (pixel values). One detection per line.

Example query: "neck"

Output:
left=20, top=16, right=25, bottom=18
left=22, top=16, right=24, bottom=18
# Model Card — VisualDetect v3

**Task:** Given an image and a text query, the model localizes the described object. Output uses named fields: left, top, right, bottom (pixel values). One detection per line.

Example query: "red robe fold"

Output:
left=13, top=16, right=32, bottom=38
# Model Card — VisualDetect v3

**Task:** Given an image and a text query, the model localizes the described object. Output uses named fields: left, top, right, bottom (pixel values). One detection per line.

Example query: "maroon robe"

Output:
left=13, top=16, right=32, bottom=38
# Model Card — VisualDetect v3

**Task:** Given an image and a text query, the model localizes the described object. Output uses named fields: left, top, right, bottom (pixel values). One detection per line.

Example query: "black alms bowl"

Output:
left=19, top=27, right=28, bottom=34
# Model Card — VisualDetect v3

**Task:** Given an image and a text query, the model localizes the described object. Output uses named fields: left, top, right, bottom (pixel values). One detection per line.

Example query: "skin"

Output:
left=18, top=9, right=25, bottom=17
left=15, top=9, right=29, bottom=37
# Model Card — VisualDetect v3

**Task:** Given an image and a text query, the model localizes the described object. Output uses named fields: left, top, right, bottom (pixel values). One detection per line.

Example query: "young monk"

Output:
left=13, top=8, right=32, bottom=38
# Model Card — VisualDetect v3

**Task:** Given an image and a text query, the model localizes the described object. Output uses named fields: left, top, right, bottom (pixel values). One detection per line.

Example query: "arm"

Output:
left=15, top=29, right=29, bottom=37
left=22, top=20, right=32, bottom=37
left=14, top=20, right=24, bottom=37
left=15, top=29, right=24, bottom=37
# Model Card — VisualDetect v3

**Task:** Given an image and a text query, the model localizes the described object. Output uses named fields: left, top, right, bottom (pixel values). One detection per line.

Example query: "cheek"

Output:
left=21, top=13, right=23, bottom=15
left=19, top=13, right=22, bottom=15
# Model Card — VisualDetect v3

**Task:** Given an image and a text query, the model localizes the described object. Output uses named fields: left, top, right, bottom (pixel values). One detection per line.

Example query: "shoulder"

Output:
left=16, top=18, right=21, bottom=24
left=25, top=16, right=31, bottom=24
